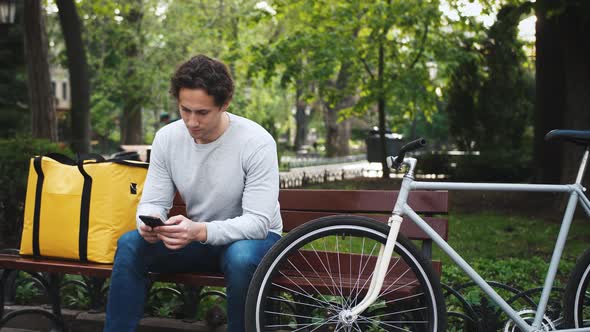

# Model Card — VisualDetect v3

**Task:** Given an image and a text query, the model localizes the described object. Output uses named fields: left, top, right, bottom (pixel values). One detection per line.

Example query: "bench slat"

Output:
left=279, top=190, right=448, bottom=214
left=280, top=211, right=448, bottom=240
left=0, top=254, right=226, bottom=286
left=173, top=190, right=449, bottom=215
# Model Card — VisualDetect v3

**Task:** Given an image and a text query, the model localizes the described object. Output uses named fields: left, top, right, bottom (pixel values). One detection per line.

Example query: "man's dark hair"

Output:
left=169, top=55, right=234, bottom=107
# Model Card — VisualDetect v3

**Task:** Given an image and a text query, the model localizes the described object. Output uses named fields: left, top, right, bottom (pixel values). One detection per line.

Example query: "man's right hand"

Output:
left=138, top=223, right=160, bottom=244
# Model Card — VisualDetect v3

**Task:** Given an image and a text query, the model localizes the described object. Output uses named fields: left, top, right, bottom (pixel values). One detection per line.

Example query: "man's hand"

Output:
left=138, top=223, right=160, bottom=244
left=156, top=215, right=207, bottom=250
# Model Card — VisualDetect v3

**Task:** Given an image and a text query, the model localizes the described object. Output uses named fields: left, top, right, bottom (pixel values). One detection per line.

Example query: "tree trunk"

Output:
left=322, top=60, right=355, bottom=157
left=323, top=104, right=352, bottom=157
left=120, top=0, right=143, bottom=145
left=324, top=105, right=339, bottom=157
left=294, top=84, right=312, bottom=151
left=294, top=103, right=311, bottom=150
left=56, top=0, right=90, bottom=153
left=534, top=0, right=590, bottom=188
left=560, top=1, right=590, bottom=187
left=533, top=0, right=565, bottom=184
left=24, top=0, right=57, bottom=141
left=378, top=36, right=390, bottom=178
left=336, top=119, right=351, bottom=156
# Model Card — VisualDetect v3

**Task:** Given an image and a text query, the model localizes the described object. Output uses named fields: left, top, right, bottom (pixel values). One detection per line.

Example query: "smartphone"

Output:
left=139, top=215, right=165, bottom=228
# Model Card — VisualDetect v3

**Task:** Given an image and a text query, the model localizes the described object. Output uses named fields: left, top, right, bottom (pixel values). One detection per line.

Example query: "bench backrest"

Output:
left=170, top=189, right=449, bottom=243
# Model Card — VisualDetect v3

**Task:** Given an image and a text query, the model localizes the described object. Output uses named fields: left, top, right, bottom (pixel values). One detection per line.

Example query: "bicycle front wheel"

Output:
left=245, top=215, right=447, bottom=331
left=564, top=248, right=590, bottom=328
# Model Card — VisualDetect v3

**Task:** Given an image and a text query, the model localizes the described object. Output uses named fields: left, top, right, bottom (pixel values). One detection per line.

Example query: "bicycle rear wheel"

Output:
left=564, top=248, right=590, bottom=328
left=245, top=215, right=447, bottom=331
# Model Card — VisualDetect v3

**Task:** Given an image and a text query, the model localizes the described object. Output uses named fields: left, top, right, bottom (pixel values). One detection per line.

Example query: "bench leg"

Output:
left=1, top=270, right=18, bottom=306
left=0, top=271, right=66, bottom=331
left=421, top=239, right=433, bottom=261
left=47, top=273, right=64, bottom=326
left=0, top=269, right=14, bottom=317
left=179, top=284, right=202, bottom=320
left=86, top=276, right=106, bottom=313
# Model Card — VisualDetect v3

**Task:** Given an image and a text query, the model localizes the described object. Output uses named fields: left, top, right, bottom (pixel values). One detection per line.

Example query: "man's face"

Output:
left=178, top=88, right=228, bottom=144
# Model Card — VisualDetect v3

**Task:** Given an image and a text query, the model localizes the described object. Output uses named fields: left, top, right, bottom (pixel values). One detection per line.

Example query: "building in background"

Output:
left=50, top=65, right=70, bottom=141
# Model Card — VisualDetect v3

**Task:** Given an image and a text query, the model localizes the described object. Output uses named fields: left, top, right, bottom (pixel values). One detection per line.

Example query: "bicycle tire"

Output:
left=564, top=248, right=590, bottom=328
left=245, top=215, right=447, bottom=331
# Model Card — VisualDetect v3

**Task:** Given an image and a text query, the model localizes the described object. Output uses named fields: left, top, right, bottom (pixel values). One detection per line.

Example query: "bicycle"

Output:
left=245, top=129, right=590, bottom=331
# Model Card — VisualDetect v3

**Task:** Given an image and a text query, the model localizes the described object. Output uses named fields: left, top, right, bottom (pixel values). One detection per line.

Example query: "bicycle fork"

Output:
left=346, top=165, right=414, bottom=319
left=346, top=215, right=404, bottom=318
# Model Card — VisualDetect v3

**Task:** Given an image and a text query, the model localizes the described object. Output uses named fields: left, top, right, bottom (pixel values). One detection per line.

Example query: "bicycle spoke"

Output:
left=350, top=241, right=379, bottom=306
left=363, top=306, right=429, bottom=319
left=284, top=256, right=337, bottom=308
left=357, top=316, right=415, bottom=332
left=271, top=282, right=338, bottom=311
left=349, top=234, right=352, bottom=308
left=267, top=295, right=333, bottom=311
left=306, top=315, right=339, bottom=332
left=296, top=249, right=338, bottom=298
left=322, top=239, right=347, bottom=306
left=335, top=235, right=346, bottom=308
left=383, top=292, right=424, bottom=306
left=263, top=313, right=338, bottom=330
left=350, top=236, right=365, bottom=306
left=379, top=267, right=414, bottom=298
left=310, top=241, right=346, bottom=302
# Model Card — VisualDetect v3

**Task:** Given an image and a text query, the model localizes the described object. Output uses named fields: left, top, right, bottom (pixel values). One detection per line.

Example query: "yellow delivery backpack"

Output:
left=20, top=153, right=148, bottom=263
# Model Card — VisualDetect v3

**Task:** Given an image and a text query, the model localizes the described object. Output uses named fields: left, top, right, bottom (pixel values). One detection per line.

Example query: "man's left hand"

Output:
left=156, top=215, right=207, bottom=250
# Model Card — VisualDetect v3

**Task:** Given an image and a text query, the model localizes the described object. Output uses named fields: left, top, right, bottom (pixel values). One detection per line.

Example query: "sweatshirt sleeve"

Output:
left=204, top=139, right=279, bottom=245
left=136, top=132, right=176, bottom=228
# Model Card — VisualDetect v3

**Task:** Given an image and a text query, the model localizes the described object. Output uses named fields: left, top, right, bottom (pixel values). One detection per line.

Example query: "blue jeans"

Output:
left=103, top=230, right=280, bottom=332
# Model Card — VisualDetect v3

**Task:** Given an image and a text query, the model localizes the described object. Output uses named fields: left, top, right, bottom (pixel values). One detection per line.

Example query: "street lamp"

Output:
left=0, top=0, right=16, bottom=25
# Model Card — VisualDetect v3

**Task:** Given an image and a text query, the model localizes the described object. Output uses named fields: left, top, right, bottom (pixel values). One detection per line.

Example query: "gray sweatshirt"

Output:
left=136, top=112, right=283, bottom=246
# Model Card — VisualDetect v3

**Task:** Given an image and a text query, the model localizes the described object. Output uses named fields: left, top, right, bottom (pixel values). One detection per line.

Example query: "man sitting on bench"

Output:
left=103, top=55, right=283, bottom=332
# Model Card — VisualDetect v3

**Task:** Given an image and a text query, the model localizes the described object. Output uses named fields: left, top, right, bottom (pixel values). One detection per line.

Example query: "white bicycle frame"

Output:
left=349, top=147, right=590, bottom=332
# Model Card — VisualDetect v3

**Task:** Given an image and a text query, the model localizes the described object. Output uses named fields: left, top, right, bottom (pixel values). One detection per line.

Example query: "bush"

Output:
left=443, top=256, right=574, bottom=290
left=449, top=150, right=532, bottom=182
left=0, top=136, right=72, bottom=248
left=416, top=153, right=452, bottom=176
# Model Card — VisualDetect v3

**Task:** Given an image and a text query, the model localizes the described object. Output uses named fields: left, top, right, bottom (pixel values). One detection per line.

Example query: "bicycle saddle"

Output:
left=545, top=129, right=590, bottom=146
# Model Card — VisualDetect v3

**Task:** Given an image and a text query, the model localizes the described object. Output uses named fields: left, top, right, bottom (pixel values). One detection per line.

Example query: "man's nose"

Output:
left=187, top=113, right=200, bottom=127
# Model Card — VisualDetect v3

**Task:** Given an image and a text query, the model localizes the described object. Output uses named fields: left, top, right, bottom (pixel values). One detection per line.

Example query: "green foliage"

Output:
left=444, top=3, right=535, bottom=181
left=442, top=256, right=574, bottom=290
left=14, top=273, right=44, bottom=304
left=250, top=0, right=446, bottom=136
left=0, top=2, right=29, bottom=138
left=0, top=136, right=72, bottom=247
left=60, top=275, right=93, bottom=309
left=450, top=151, right=533, bottom=182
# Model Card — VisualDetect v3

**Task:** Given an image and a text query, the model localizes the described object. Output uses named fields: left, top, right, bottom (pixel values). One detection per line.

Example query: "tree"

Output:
left=445, top=3, right=535, bottom=181
left=477, top=4, right=533, bottom=154
left=445, top=43, right=482, bottom=151
left=354, top=0, right=442, bottom=176
left=119, top=0, right=144, bottom=145
left=534, top=0, right=590, bottom=186
left=55, top=0, right=91, bottom=153
left=0, top=1, right=28, bottom=137
left=248, top=0, right=363, bottom=156
left=23, top=0, right=57, bottom=141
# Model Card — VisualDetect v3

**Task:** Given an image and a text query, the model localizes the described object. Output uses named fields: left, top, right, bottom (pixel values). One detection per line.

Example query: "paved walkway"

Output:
left=3, top=305, right=225, bottom=332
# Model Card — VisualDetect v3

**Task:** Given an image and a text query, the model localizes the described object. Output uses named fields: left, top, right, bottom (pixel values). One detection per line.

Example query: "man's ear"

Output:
left=220, top=101, right=230, bottom=112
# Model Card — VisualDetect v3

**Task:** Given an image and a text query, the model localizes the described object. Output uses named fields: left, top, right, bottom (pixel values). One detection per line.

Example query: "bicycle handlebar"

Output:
left=387, top=137, right=427, bottom=169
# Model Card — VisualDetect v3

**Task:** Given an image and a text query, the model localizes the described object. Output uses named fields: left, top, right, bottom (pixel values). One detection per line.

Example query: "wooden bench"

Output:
left=0, top=189, right=448, bottom=329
